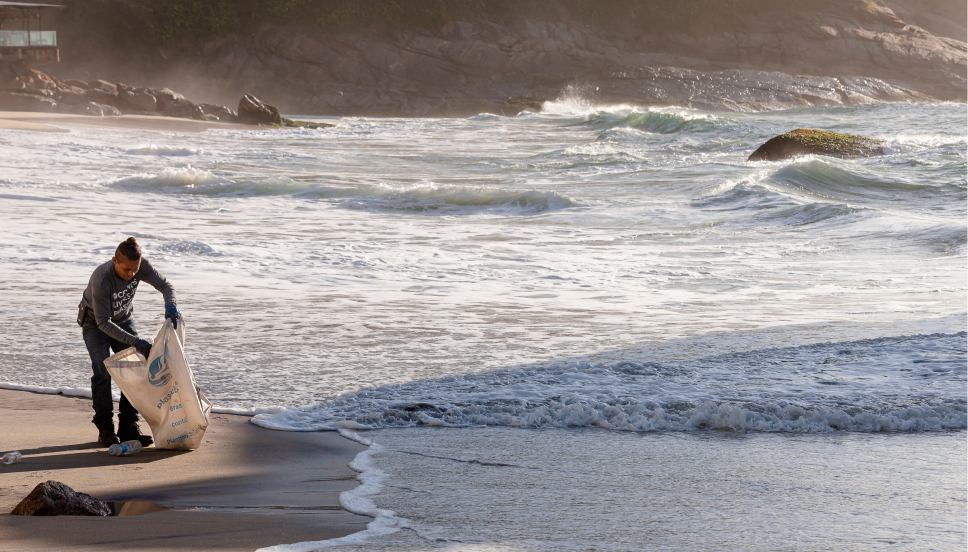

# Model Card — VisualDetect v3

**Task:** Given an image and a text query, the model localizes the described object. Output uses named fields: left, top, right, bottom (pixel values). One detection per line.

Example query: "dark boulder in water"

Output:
left=748, top=129, right=885, bottom=161
left=11, top=481, right=111, bottom=516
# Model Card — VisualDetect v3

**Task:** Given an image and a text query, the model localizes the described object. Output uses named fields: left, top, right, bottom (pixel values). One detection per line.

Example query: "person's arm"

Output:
left=92, top=279, right=139, bottom=345
left=136, top=258, right=177, bottom=307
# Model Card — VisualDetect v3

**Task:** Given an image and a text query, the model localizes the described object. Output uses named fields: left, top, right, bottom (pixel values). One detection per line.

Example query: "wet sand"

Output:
left=0, top=111, right=259, bottom=133
left=0, top=389, right=370, bottom=551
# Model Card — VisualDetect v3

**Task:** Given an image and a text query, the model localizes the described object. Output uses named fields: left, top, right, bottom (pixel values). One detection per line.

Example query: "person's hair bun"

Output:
left=116, top=237, right=142, bottom=261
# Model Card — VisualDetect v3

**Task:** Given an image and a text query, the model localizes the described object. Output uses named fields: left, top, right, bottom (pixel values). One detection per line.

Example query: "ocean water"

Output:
left=0, top=98, right=965, bottom=551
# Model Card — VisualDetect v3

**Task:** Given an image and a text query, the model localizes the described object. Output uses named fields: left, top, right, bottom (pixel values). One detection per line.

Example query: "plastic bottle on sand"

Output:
left=2, top=451, right=22, bottom=464
left=108, top=441, right=143, bottom=456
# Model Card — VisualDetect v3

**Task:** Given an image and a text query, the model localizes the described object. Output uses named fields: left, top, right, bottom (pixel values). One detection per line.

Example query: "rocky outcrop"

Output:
left=0, top=58, right=334, bottom=131
left=748, top=129, right=885, bottom=161
left=0, top=60, right=58, bottom=94
left=131, top=0, right=965, bottom=117
left=0, top=60, right=234, bottom=121
left=84, top=80, right=121, bottom=105
left=0, top=91, right=57, bottom=112
left=236, top=93, right=332, bottom=128
left=883, top=0, right=966, bottom=41
left=10, top=481, right=111, bottom=517
left=117, top=83, right=158, bottom=112
left=636, top=2, right=966, bottom=102
left=0, top=64, right=317, bottom=127
left=165, top=97, right=206, bottom=120
left=55, top=100, right=121, bottom=116
left=238, top=93, right=281, bottom=125
left=200, top=102, right=238, bottom=122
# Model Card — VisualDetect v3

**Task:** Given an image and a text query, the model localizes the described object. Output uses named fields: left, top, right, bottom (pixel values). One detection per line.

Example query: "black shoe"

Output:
left=97, top=424, right=120, bottom=447
left=117, top=421, right=153, bottom=447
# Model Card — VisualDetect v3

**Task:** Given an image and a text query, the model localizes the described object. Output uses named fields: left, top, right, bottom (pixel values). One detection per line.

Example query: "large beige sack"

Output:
left=104, top=319, right=212, bottom=450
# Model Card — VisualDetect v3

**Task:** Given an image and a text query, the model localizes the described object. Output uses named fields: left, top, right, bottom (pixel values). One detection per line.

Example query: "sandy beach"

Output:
left=0, top=389, right=370, bottom=551
left=0, top=111, right=260, bottom=134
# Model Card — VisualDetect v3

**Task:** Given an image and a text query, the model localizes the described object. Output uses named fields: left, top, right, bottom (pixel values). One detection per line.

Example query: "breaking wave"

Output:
left=108, top=166, right=227, bottom=191
left=610, top=109, right=722, bottom=134
left=253, top=332, right=967, bottom=434
left=105, top=167, right=357, bottom=198
left=104, top=169, right=575, bottom=215
left=537, top=84, right=735, bottom=136
left=340, top=184, right=577, bottom=216
left=125, top=144, right=204, bottom=156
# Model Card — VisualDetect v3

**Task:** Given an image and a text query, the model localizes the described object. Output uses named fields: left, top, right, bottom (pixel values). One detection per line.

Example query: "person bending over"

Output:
left=78, top=237, right=181, bottom=447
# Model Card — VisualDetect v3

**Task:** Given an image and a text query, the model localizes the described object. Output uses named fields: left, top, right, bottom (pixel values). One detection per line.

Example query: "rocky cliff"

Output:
left=47, top=1, right=968, bottom=116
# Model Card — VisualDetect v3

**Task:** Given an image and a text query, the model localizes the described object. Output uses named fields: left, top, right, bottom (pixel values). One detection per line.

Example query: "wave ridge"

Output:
left=104, top=169, right=575, bottom=216
left=108, top=166, right=227, bottom=191
left=343, top=184, right=577, bottom=216
left=614, top=109, right=720, bottom=134
left=766, top=159, right=950, bottom=199
left=126, top=144, right=203, bottom=156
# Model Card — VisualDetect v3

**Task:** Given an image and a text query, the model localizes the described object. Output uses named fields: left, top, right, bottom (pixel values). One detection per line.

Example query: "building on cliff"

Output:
left=0, top=1, right=61, bottom=66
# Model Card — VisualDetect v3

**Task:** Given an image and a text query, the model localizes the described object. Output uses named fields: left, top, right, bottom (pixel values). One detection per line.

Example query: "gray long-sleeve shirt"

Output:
left=81, top=258, right=176, bottom=345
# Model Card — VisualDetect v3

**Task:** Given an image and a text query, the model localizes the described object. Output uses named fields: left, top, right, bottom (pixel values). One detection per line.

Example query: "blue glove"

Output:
left=165, top=305, right=181, bottom=329
left=134, top=338, right=152, bottom=359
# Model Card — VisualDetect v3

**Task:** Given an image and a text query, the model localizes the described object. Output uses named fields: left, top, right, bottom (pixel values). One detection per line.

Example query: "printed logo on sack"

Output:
left=148, top=356, right=172, bottom=387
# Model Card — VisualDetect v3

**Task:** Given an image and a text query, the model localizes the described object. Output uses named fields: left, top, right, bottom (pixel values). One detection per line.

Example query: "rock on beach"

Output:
left=10, top=480, right=111, bottom=517
left=0, top=65, right=318, bottom=128
left=0, top=60, right=237, bottom=122
left=238, top=93, right=282, bottom=125
left=116, top=83, right=158, bottom=112
left=237, top=93, right=333, bottom=128
left=200, top=102, right=239, bottom=122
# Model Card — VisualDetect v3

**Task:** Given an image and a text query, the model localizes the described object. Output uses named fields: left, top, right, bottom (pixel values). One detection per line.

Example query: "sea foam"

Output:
left=254, top=430, right=410, bottom=552
left=252, top=332, right=967, bottom=434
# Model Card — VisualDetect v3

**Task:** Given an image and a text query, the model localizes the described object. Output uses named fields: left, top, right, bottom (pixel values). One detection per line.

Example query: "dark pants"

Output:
left=82, top=319, right=141, bottom=428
